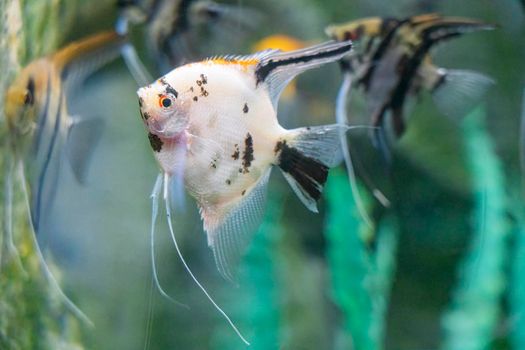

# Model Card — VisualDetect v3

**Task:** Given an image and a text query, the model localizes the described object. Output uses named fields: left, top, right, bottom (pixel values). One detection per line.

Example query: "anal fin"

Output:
left=202, top=168, right=272, bottom=281
left=66, top=117, right=104, bottom=184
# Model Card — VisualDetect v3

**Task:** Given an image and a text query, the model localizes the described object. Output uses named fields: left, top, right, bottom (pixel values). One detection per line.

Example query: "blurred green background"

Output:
left=1, top=0, right=525, bottom=349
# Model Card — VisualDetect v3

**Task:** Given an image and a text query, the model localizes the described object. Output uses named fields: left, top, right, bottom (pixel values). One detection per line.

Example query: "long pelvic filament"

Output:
left=336, top=72, right=375, bottom=228
left=150, top=173, right=189, bottom=308
left=163, top=173, right=251, bottom=346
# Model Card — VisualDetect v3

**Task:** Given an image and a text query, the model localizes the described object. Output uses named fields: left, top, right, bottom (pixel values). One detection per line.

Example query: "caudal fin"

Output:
left=277, top=124, right=347, bottom=212
left=432, top=69, right=494, bottom=119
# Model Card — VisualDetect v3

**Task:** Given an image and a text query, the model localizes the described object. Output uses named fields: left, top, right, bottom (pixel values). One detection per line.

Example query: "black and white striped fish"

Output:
left=327, top=13, right=495, bottom=157
left=323, top=14, right=495, bottom=226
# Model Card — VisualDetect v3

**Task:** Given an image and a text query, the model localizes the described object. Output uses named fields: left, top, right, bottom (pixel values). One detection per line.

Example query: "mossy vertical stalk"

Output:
left=325, top=169, right=398, bottom=350
left=441, top=107, right=510, bottom=350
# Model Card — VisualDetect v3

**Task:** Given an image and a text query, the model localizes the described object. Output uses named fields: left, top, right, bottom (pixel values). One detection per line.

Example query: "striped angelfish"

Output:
left=4, top=30, right=127, bottom=326
left=323, top=14, right=495, bottom=226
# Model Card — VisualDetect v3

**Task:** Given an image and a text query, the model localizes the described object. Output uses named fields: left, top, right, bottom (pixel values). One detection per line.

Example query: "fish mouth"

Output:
left=147, top=117, right=183, bottom=139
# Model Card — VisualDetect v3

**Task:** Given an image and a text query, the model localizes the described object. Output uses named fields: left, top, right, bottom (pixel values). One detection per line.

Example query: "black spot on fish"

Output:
left=193, top=96, right=198, bottom=101
left=200, top=74, right=207, bottom=84
left=190, top=86, right=194, bottom=92
left=138, top=96, right=144, bottom=108
left=148, top=133, right=163, bottom=152
left=243, top=103, right=249, bottom=114
left=197, top=80, right=202, bottom=86
left=274, top=140, right=286, bottom=155
left=231, top=144, right=240, bottom=160
left=277, top=141, right=328, bottom=201
left=241, top=133, right=254, bottom=173
left=200, top=86, right=209, bottom=97
left=241, top=190, right=246, bottom=196
left=210, top=155, right=220, bottom=169
left=160, top=77, right=178, bottom=98
left=226, top=179, right=231, bottom=185
left=143, top=112, right=151, bottom=121
left=25, top=77, right=35, bottom=106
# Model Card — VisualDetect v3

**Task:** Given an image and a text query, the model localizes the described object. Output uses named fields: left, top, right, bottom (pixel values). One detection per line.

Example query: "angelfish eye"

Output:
left=159, top=95, right=172, bottom=108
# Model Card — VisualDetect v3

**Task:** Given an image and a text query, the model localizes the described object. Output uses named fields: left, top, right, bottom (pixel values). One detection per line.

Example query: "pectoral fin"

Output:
left=66, top=117, right=104, bottom=184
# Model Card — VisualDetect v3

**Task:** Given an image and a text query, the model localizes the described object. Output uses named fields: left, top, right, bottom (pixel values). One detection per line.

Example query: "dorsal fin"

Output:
left=253, top=40, right=353, bottom=109
left=52, top=31, right=127, bottom=89
left=204, top=49, right=279, bottom=67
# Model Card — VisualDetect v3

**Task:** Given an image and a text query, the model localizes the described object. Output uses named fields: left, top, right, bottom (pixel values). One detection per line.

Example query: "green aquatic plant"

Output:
left=440, top=107, right=510, bottom=350
left=510, top=220, right=525, bottom=350
left=325, top=169, right=398, bottom=350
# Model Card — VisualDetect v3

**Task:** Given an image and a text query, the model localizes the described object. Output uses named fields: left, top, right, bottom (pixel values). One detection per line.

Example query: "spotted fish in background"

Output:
left=326, top=14, right=495, bottom=158
left=116, top=0, right=256, bottom=79
left=137, top=40, right=353, bottom=344
left=4, top=30, right=126, bottom=325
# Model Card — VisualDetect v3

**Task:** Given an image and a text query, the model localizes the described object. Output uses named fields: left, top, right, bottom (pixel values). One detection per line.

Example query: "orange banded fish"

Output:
left=137, top=40, right=353, bottom=344
left=4, top=30, right=126, bottom=326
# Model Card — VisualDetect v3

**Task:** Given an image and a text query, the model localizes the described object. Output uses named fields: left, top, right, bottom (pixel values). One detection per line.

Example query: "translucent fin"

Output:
left=278, top=124, right=349, bottom=212
left=56, top=31, right=126, bottom=94
left=254, top=40, right=353, bottom=109
left=149, top=174, right=188, bottom=308
left=18, top=163, right=94, bottom=327
left=433, top=69, right=494, bottom=119
left=163, top=173, right=250, bottom=345
left=372, top=125, right=393, bottom=165
left=287, top=124, right=350, bottom=167
left=203, top=168, right=272, bottom=281
left=335, top=72, right=374, bottom=228
left=168, top=146, right=187, bottom=211
left=66, top=117, right=104, bottom=184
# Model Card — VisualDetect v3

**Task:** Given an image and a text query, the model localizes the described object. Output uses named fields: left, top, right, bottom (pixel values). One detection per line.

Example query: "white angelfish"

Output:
left=137, top=40, right=353, bottom=344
